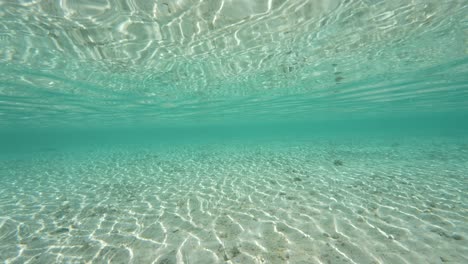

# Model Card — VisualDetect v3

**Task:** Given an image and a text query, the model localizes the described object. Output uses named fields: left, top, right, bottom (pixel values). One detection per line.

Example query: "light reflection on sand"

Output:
left=0, top=139, right=467, bottom=263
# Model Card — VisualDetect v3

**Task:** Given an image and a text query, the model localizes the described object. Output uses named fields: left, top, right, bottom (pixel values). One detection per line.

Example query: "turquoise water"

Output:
left=1, top=0, right=468, bottom=263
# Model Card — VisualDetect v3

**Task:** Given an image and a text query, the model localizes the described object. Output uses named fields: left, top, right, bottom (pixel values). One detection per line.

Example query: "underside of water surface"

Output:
left=1, top=0, right=468, bottom=263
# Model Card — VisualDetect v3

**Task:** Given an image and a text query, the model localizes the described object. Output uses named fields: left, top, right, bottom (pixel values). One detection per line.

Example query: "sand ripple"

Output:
left=0, top=139, right=467, bottom=263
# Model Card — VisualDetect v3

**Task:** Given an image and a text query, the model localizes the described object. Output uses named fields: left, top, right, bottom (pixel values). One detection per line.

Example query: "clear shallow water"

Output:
left=1, top=0, right=468, bottom=263
left=1, top=137, right=468, bottom=263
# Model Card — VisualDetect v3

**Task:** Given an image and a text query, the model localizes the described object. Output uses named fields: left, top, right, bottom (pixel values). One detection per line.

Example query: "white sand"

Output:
left=0, top=138, right=467, bottom=263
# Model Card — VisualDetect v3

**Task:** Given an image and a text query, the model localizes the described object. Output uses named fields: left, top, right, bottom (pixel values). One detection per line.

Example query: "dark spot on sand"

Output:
left=224, top=246, right=241, bottom=261
left=285, top=168, right=298, bottom=174
left=161, top=3, right=171, bottom=14
left=50, top=227, right=69, bottom=235
left=430, top=227, right=450, bottom=238
left=333, top=160, right=344, bottom=166
left=293, top=177, right=302, bottom=182
left=230, top=246, right=241, bottom=258
left=48, top=32, right=58, bottom=39
left=157, top=251, right=176, bottom=264
left=335, top=76, right=344, bottom=83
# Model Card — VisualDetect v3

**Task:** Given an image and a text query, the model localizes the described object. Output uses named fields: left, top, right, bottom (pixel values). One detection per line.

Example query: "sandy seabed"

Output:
left=0, top=138, right=467, bottom=264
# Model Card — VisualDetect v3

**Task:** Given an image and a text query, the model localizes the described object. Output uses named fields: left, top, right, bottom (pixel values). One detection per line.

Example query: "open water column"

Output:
left=1, top=0, right=467, bottom=263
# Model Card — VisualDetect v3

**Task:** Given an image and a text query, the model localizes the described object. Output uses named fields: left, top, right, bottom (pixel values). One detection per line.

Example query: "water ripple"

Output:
left=0, top=0, right=467, bottom=126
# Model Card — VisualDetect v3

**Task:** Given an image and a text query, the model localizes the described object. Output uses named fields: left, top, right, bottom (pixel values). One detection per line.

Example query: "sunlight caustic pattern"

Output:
left=1, top=140, right=467, bottom=263
left=0, top=0, right=467, bottom=126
